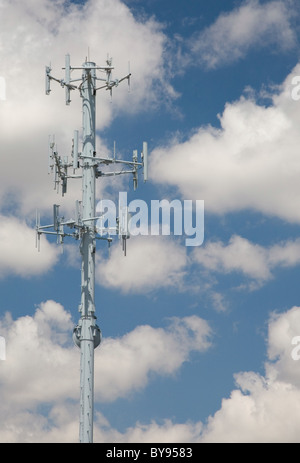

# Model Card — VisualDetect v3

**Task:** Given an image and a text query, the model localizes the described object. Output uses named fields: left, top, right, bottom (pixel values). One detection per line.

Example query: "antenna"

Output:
left=45, top=65, right=51, bottom=95
left=48, top=135, right=54, bottom=174
left=142, top=141, right=148, bottom=182
left=65, top=53, right=71, bottom=105
left=119, top=206, right=131, bottom=256
left=37, top=54, right=147, bottom=444
left=133, top=149, right=138, bottom=190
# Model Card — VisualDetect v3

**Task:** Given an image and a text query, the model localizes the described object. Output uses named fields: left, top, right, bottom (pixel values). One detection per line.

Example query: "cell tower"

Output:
left=36, top=54, right=147, bottom=443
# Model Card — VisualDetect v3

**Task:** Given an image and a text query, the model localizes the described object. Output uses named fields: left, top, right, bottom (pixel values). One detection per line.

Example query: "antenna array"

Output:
left=37, top=54, right=147, bottom=443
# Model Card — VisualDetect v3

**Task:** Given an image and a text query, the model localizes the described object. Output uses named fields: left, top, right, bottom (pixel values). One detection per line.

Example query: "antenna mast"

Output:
left=38, top=54, right=147, bottom=443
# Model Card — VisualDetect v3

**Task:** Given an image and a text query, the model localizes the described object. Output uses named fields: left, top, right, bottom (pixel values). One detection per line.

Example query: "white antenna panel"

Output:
left=45, top=65, right=51, bottom=95
left=65, top=54, right=71, bottom=105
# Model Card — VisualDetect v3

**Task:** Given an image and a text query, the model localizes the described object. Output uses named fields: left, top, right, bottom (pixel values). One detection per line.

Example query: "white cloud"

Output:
left=2, top=302, right=300, bottom=443
left=95, top=315, right=212, bottom=402
left=199, top=307, right=300, bottom=443
left=0, top=300, right=212, bottom=442
left=190, top=0, right=296, bottom=69
left=0, top=402, right=204, bottom=443
left=266, top=306, right=300, bottom=387
left=95, top=417, right=203, bottom=444
left=0, top=0, right=173, bottom=217
left=95, top=233, right=300, bottom=296
left=0, top=402, right=80, bottom=443
left=0, top=215, right=59, bottom=278
left=96, top=236, right=188, bottom=293
left=150, top=63, right=300, bottom=223
left=193, top=235, right=300, bottom=285
left=200, top=373, right=300, bottom=442
left=194, top=235, right=271, bottom=281
left=0, top=300, right=77, bottom=406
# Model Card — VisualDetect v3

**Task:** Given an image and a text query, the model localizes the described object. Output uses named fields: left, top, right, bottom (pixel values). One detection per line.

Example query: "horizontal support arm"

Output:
left=81, top=154, right=143, bottom=167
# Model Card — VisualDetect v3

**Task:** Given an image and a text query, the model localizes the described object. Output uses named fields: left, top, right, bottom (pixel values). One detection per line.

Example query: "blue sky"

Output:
left=1, top=0, right=300, bottom=442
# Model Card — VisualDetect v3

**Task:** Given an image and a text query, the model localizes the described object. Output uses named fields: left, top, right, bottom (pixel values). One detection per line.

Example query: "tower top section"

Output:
left=39, top=53, right=147, bottom=253
left=46, top=53, right=131, bottom=104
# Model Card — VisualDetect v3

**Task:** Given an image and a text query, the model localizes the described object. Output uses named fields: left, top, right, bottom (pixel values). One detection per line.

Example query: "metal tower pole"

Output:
left=78, top=62, right=100, bottom=443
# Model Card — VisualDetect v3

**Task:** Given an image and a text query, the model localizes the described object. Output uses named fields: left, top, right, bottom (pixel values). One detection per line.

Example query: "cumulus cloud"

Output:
left=0, top=402, right=204, bottom=443
left=2, top=302, right=300, bottom=443
left=0, top=215, right=59, bottom=278
left=0, top=300, right=77, bottom=406
left=2, top=303, right=300, bottom=443
left=0, top=402, right=80, bottom=443
left=266, top=306, right=300, bottom=387
left=190, top=0, right=296, bottom=69
left=200, top=373, right=300, bottom=442
left=150, top=62, right=300, bottom=223
left=200, top=307, right=300, bottom=443
left=193, top=235, right=300, bottom=285
left=0, top=301, right=212, bottom=442
left=94, top=233, right=300, bottom=296
left=0, top=0, right=173, bottom=216
left=95, top=315, right=212, bottom=402
left=96, top=236, right=188, bottom=293
left=94, top=417, right=203, bottom=444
